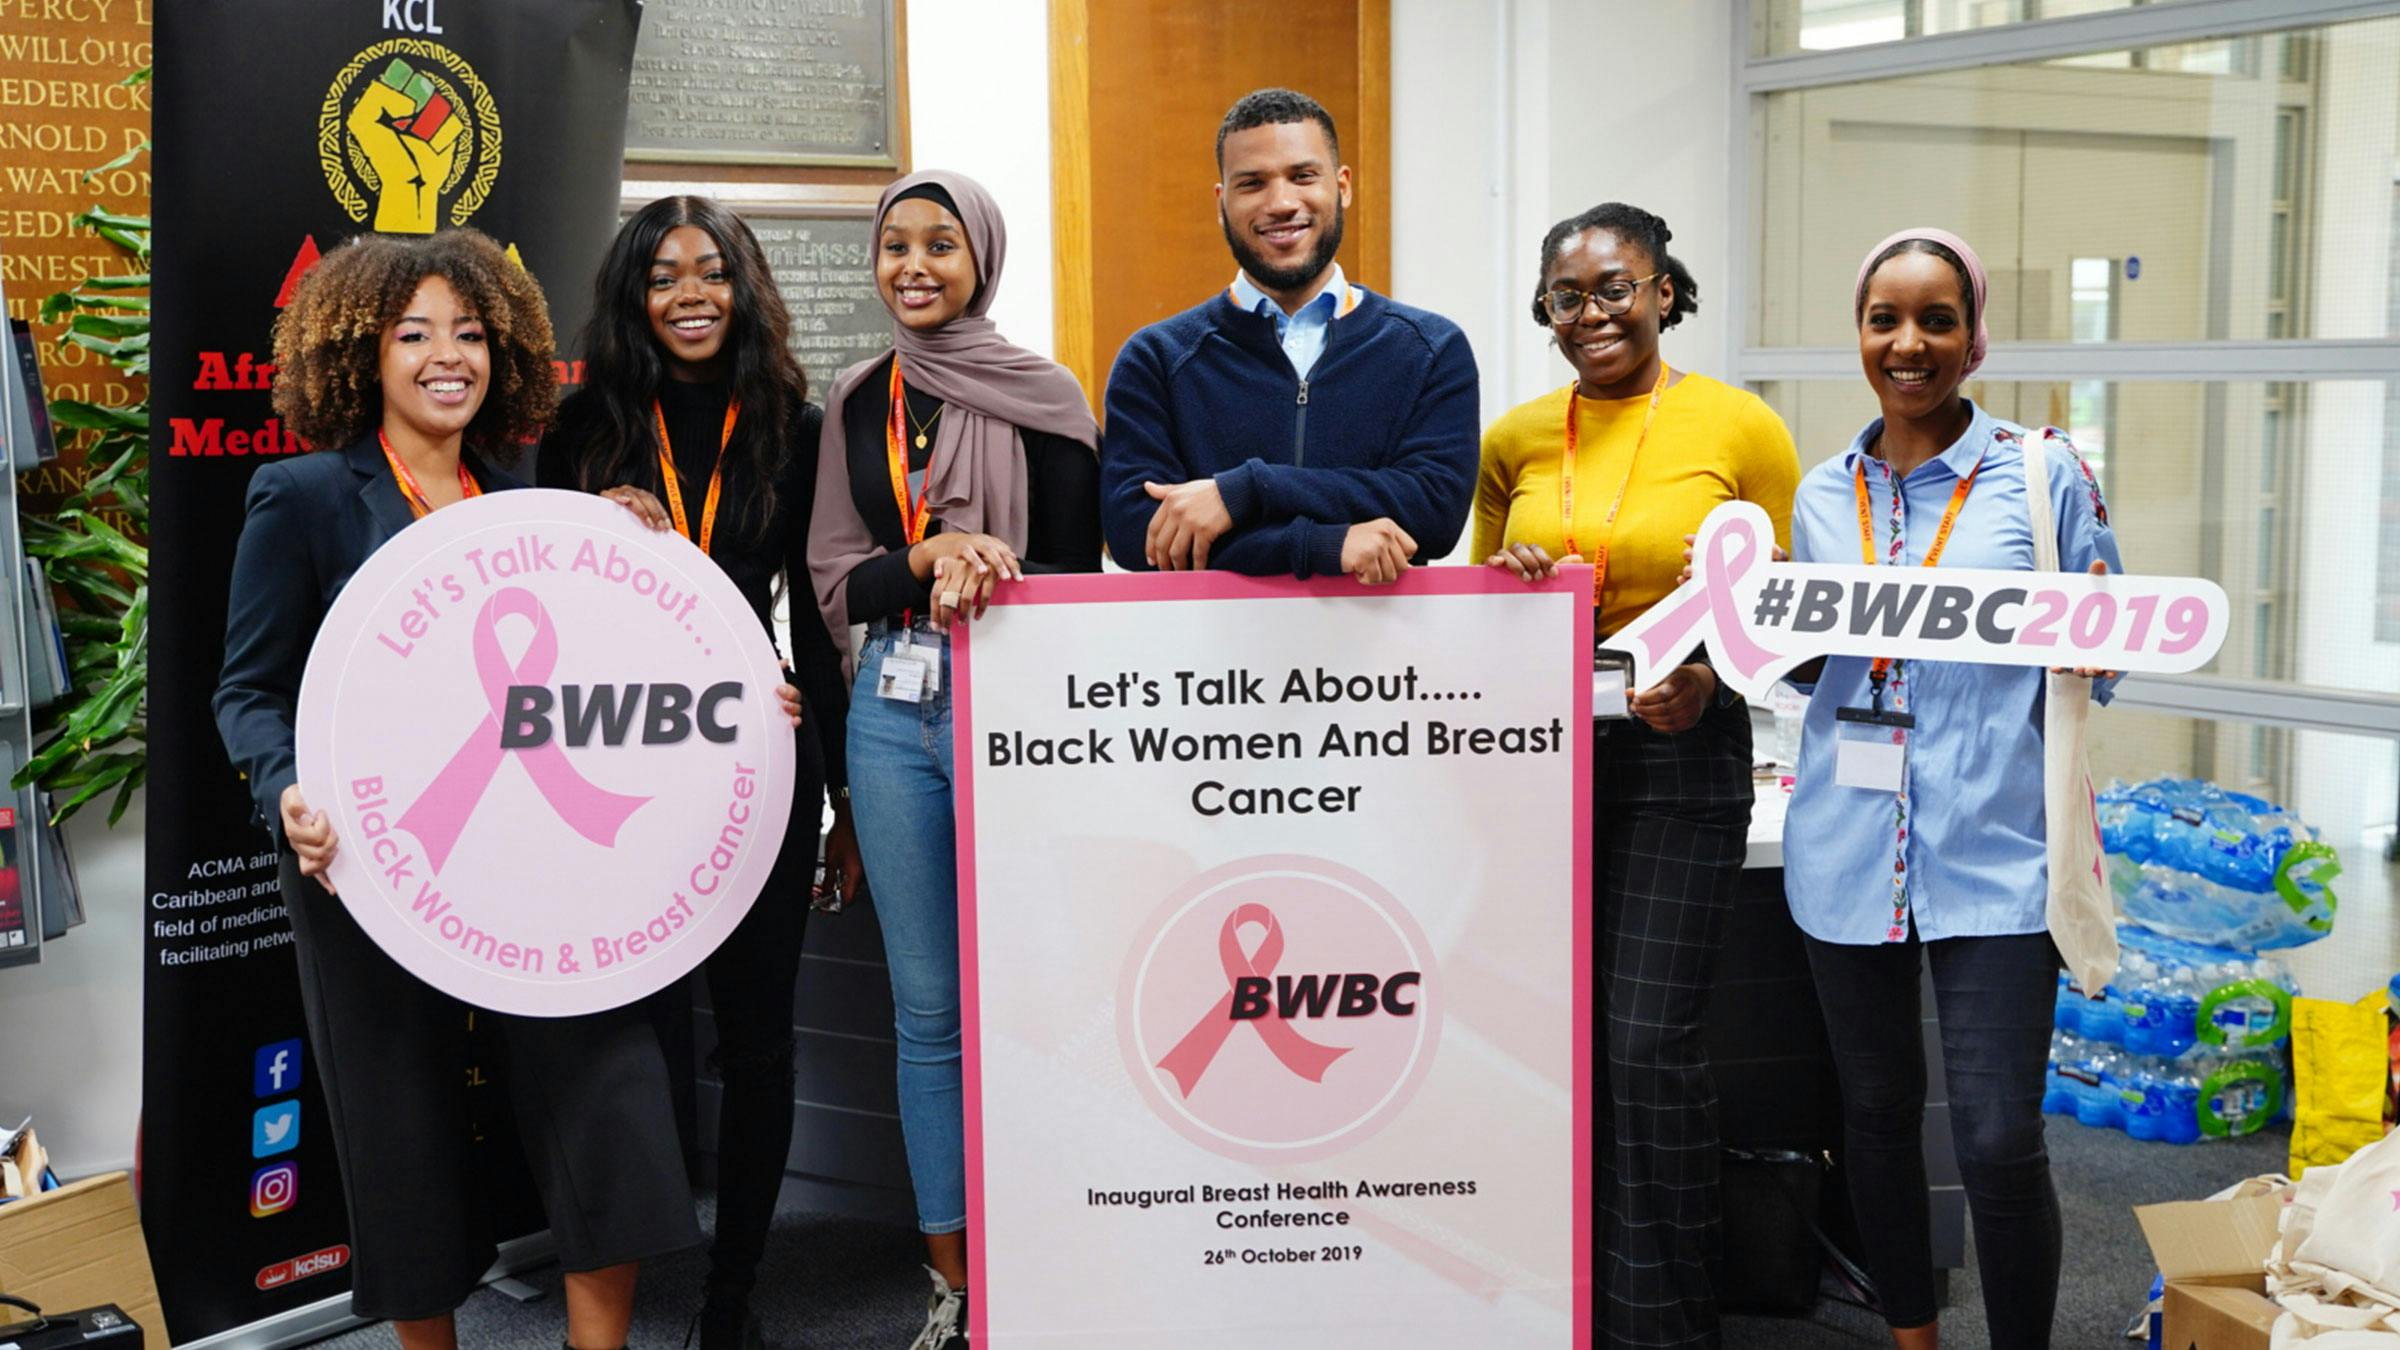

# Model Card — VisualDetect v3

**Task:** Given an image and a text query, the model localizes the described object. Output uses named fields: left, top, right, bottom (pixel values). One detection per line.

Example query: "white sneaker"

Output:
left=906, top=1266, right=967, bottom=1350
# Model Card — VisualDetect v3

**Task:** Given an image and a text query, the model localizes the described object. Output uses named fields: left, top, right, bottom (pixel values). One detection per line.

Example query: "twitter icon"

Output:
left=252, top=1101, right=300, bottom=1159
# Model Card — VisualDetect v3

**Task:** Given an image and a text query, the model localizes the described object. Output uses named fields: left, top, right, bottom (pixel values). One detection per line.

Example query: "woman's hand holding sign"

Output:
left=1629, top=664, right=1718, bottom=734
left=1679, top=531, right=1786, bottom=585
left=916, top=531, right=1020, bottom=625
left=601, top=484, right=673, bottom=532
left=2054, top=560, right=2121, bottom=681
left=1485, top=541, right=1579, bottom=584
left=281, top=783, right=340, bottom=895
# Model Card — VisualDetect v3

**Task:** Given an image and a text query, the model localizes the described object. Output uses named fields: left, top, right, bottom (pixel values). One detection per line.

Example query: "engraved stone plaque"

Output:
left=750, top=213, right=890, bottom=395
left=626, top=0, right=901, bottom=166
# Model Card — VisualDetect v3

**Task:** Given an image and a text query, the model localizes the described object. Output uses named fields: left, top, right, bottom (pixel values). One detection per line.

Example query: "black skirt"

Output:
left=278, top=852, right=700, bottom=1319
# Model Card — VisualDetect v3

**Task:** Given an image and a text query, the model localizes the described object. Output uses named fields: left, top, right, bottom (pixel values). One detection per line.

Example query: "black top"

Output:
left=539, top=380, right=850, bottom=790
left=215, top=434, right=519, bottom=837
left=839, top=352, right=1103, bottom=624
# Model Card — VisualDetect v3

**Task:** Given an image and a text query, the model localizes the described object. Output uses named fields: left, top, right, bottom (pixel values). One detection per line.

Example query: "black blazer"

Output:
left=213, top=433, right=519, bottom=837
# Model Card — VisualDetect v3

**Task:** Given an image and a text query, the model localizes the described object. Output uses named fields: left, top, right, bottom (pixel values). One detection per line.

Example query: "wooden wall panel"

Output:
left=1051, top=0, right=1389, bottom=408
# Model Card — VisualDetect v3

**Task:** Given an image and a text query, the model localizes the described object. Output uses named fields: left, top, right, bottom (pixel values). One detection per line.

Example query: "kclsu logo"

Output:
left=499, top=682, right=745, bottom=750
left=1230, top=971, right=1422, bottom=1021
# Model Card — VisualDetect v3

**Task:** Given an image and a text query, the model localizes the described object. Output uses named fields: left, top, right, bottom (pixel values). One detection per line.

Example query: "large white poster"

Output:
left=953, top=569, right=1593, bottom=1347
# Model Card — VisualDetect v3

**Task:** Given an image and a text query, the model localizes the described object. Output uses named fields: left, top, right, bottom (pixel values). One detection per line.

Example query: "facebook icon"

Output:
left=253, top=1039, right=303, bottom=1098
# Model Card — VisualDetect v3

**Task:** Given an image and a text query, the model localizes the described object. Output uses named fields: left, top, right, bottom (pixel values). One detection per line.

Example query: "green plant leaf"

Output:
left=85, top=223, right=148, bottom=258
left=83, top=141, right=150, bottom=178
left=47, top=400, right=145, bottom=432
left=67, top=314, right=144, bottom=340
left=75, top=207, right=149, bottom=232
left=45, top=757, right=140, bottom=825
left=25, top=137, right=150, bottom=832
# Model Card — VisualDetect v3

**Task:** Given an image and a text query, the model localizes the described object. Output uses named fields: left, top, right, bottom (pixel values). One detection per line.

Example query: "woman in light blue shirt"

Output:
left=1784, top=228, right=2119, bottom=1350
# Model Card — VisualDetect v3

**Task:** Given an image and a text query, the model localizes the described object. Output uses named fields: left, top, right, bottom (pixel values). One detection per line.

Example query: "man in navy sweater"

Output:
left=1100, top=88, right=1480, bottom=581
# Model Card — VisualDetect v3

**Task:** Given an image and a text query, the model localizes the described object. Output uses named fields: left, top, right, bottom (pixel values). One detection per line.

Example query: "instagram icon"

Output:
left=250, top=1162, right=297, bottom=1217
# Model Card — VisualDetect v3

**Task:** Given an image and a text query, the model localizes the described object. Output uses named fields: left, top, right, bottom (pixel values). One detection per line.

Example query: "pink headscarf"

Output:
left=1854, top=227, right=1989, bottom=377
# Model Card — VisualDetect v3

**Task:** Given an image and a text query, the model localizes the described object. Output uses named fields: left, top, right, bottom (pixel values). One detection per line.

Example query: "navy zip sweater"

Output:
left=1099, top=287, right=1480, bottom=578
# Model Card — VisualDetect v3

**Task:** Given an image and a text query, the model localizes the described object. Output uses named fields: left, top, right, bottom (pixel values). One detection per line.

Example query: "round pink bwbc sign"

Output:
left=1117, top=855, right=1443, bottom=1163
left=296, top=489, right=794, bottom=1017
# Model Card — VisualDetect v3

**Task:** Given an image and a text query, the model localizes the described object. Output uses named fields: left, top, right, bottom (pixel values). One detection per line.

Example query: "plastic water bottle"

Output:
left=2053, top=925, right=2295, bottom=1057
left=2099, top=777, right=2341, bottom=951
left=2048, top=1027, right=2285, bottom=1145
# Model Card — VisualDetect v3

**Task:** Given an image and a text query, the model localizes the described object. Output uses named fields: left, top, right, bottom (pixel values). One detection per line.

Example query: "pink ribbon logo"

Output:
left=398, top=587, right=652, bottom=870
left=1622, top=510, right=1781, bottom=682
left=1154, top=903, right=1351, bottom=1098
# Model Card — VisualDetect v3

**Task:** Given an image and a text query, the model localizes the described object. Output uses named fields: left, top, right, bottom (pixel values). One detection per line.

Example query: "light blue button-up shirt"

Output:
left=1783, top=402, right=2123, bottom=945
left=1231, top=264, right=1351, bottom=379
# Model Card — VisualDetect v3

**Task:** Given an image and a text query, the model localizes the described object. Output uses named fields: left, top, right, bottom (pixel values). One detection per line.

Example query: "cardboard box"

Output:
left=2135, top=1192, right=2286, bottom=1350
left=0, top=1173, right=165, bottom=1343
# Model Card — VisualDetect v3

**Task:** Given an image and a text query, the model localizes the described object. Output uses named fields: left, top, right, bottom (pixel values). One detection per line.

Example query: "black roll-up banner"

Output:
left=150, top=3, right=640, bottom=1339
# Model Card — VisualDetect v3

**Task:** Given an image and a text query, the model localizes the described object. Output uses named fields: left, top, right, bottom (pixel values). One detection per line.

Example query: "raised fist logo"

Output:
left=320, top=41, right=501, bottom=234
left=350, top=59, right=466, bottom=233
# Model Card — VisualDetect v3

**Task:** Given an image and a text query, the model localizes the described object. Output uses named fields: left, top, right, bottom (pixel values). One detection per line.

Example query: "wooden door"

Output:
left=1051, top=0, right=1390, bottom=411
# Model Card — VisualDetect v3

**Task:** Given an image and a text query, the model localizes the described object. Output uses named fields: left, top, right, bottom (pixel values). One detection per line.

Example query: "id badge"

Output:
left=1833, top=706, right=1914, bottom=792
left=913, top=628, right=944, bottom=695
left=1592, top=646, right=1633, bottom=720
left=876, top=639, right=928, bottom=703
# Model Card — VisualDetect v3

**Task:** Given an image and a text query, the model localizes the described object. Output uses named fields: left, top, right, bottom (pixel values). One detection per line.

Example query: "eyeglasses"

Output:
left=1543, top=273, right=1660, bottom=323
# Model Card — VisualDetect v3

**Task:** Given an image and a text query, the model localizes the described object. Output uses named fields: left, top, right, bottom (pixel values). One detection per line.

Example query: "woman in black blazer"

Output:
left=213, top=229, right=696, bottom=1350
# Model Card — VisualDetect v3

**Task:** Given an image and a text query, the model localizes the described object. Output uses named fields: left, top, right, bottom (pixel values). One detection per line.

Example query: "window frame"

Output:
left=1729, top=0, right=2400, bottom=741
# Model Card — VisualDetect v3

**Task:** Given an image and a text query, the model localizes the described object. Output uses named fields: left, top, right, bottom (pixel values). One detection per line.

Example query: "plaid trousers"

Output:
left=1592, top=700, right=1754, bottom=1349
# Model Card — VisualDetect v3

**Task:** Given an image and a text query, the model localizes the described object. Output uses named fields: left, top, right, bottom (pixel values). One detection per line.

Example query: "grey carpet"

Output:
left=309, top=1116, right=2294, bottom=1348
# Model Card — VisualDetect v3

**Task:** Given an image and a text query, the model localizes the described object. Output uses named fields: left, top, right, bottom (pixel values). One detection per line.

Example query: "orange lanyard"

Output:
left=378, top=430, right=481, bottom=520
left=1854, top=445, right=1983, bottom=687
left=653, top=397, right=737, bottom=555
left=884, top=360, right=945, bottom=546
left=1561, top=363, right=1668, bottom=610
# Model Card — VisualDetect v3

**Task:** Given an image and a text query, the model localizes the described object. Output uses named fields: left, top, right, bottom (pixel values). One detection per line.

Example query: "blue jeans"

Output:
left=846, top=628, right=966, bottom=1234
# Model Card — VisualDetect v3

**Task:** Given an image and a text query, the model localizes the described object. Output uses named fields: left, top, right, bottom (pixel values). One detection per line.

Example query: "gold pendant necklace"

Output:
left=907, top=396, right=944, bottom=451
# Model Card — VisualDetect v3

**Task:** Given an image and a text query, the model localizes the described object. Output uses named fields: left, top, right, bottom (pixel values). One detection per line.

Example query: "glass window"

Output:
left=1751, top=0, right=2202, bottom=57
left=1753, top=379, right=2400, bottom=697
left=1748, top=15, right=2400, bottom=346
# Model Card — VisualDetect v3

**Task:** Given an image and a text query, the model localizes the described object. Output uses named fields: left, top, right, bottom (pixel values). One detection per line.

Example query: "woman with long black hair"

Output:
left=539, top=195, right=860, bottom=1350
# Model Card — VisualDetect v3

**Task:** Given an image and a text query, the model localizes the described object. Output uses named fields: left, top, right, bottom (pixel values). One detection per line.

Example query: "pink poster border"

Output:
left=950, top=566, right=1595, bottom=1345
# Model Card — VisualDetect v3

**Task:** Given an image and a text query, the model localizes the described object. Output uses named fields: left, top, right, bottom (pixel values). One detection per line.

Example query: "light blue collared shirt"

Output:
left=1783, top=402, right=2123, bottom=945
left=1230, top=264, right=1350, bottom=379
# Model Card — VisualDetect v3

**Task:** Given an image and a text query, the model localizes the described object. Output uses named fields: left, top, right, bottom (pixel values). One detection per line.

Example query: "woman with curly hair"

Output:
left=539, top=195, right=859, bottom=1350
left=1473, top=202, right=1799, bottom=1348
left=214, top=228, right=698, bottom=1350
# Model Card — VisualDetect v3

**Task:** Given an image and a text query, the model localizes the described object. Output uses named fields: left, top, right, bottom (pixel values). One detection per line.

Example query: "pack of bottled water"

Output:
left=2097, top=777, right=2341, bottom=952
left=2054, top=924, right=2299, bottom=1058
left=2043, top=1028, right=2287, bottom=1144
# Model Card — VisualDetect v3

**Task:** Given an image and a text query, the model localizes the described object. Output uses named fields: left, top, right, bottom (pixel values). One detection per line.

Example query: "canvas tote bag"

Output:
left=2025, top=430, right=2118, bottom=995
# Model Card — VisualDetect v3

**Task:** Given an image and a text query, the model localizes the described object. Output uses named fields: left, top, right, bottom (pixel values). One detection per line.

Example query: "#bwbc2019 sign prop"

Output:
left=953, top=570, right=1593, bottom=1347
left=1613, top=500, right=2229, bottom=699
left=296, top=490, right=793, bottom=1017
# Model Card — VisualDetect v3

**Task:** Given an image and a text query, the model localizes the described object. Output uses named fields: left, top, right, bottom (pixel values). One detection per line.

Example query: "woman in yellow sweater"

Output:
left=1476, top=202, right=1797, bottom=1349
